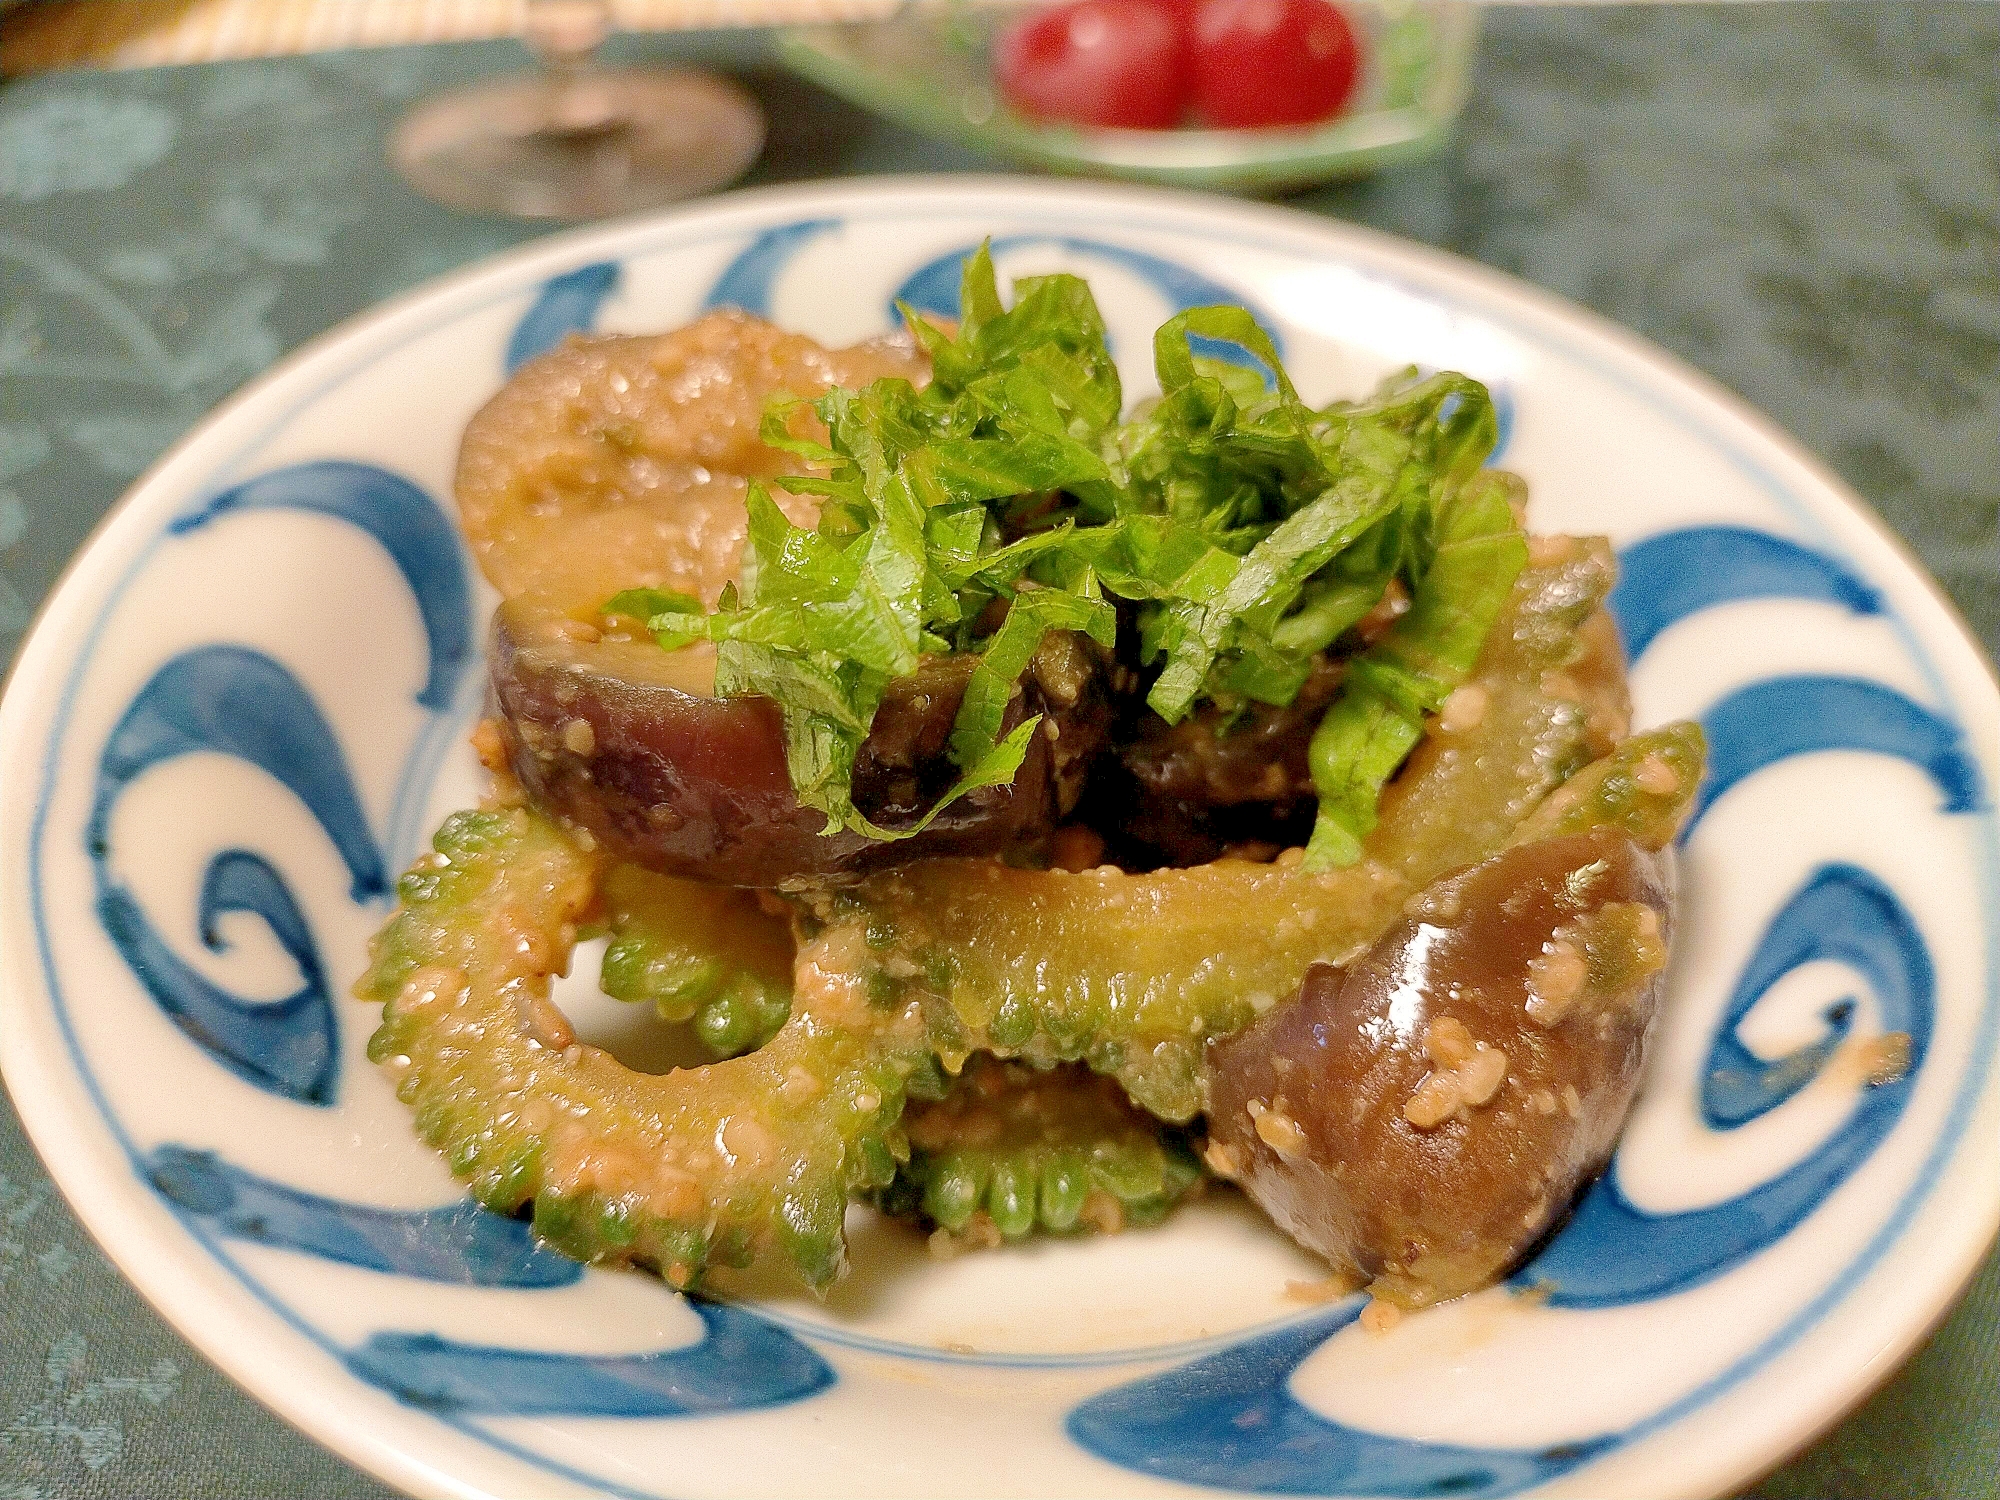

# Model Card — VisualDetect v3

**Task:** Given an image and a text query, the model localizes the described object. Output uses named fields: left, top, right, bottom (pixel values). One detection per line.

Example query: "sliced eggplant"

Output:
left=465, top=314, right=1115, bottom=884
left=456, top=312, right=928, bottom=612
left=490, top=600, right=1110, bottom=886
left=1205, top=827, right=1673, bottom=1308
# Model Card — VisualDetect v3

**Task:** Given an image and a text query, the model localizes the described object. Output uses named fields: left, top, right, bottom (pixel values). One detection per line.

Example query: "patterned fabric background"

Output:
left=1, top=4, right=1994, bottom=1496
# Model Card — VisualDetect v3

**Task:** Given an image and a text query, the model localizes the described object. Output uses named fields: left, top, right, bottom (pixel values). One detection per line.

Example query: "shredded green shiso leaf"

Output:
left=606, top=246, right=1527, bottom=868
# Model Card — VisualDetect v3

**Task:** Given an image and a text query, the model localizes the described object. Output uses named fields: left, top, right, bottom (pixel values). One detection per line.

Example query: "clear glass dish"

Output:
left=777, top=0, right=1479, bottom=193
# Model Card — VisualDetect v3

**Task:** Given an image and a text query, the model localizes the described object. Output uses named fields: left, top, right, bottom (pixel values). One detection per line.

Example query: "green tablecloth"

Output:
left=2, top=4, right=1995, bottom=1495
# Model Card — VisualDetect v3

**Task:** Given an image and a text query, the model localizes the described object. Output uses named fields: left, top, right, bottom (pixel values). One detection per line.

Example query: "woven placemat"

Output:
left=0, top=0, right=903, bottom=73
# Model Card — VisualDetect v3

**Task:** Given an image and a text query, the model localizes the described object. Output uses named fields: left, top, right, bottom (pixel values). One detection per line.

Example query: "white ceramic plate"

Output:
left=2, top=178, right=1994, bottom=1500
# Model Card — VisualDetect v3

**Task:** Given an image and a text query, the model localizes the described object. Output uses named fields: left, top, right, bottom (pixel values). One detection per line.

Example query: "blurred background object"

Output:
left=782, top=0, right=1476, bottom=190
left=3, top=0, right=1475, bottom=204
left=388, top=0, right=765, bottom=216
left=0, top=0, right=867, bottom=214
left=0, top=0, right=901, bottom=73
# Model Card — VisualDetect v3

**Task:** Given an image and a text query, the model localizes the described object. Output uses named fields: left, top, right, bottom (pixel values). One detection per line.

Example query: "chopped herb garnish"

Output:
left=614, top=245, right=1523, bottom=867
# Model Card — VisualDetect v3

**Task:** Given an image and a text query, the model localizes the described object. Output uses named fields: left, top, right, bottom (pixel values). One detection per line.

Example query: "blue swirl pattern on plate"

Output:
left=506, top=262, right=621, bottom=373
left=95, top=843, right=338, bottom=1105
left=1703, top=866, right=1924, bottom=1129
left=1070, top=1304, right=1610, bottom=1498
left=146, top=1145, right=584, bottom=1287
left=1610, top=525, right=1881, bottom=660
left=88, top=644, right=384, bottom=1104
left=89, top=457, right=478, bottom=1106
left=171, top=459, right=473, bottom=711
left=1690, top=675, right=1982, bottom=830
left=90, top=643, right=384, bottom=899
left=704, top=219, right=842, bottom=315
left=345, top=1303, right=836, bottom=1417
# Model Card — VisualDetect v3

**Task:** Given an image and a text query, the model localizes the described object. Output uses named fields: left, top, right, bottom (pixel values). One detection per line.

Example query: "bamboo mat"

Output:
left=0, top=0, right=1745, bottom=77
left=0, top=0, right=905, bottom=73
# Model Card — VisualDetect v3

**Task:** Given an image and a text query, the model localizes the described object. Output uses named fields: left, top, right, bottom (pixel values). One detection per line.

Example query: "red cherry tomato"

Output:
left=1150, top=0, right=1204, bottom=33
left=1191, top=0, right=1360, bottom=128
left=994, top=0, right=1192, bottom=131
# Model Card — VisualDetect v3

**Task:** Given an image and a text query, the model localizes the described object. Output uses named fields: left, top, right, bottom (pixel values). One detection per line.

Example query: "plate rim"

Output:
left=1, top=173, right=1995, bottom=1500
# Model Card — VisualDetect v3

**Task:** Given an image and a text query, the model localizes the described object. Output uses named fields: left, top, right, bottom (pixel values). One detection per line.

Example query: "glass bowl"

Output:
left=777, top=0, right=1479, bottom=192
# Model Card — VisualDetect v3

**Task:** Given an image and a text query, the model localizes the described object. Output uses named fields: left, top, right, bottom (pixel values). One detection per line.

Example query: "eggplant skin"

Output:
left=490, top=602, right=1110, bottom=887
left=1095, top=657, right=1344, bottom=867
left=1205, top=828, right=1673, bottom=1308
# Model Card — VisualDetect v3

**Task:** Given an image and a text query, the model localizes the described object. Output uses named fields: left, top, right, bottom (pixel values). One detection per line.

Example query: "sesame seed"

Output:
left=1438, top=683, right=1490, bottom=733
left=1457, top=1046, right=1509, bottom=1106
left=1251, top=1103, right=1309, bottom=1159
left=1526, top=938, right=1588, bottom=1026
left=1403, top=1072, right=1462, bottom=1129
left=1359, top=1297, right=1403, bottom=1334
left=1633, top=753, right=1681, bottom=795
left=1423, top=1016, right=1476, bottom=1070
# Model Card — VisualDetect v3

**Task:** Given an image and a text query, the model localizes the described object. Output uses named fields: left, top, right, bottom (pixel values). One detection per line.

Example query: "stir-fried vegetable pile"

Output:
left=357, top=261, right=1711, bottom=1307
